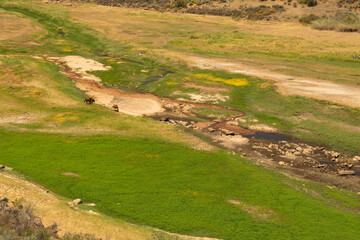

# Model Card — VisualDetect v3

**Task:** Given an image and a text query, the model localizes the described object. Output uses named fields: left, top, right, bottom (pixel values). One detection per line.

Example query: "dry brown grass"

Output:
left=66, top=4, right=360, bottom=86
left=0, top=10, right=45, bottom=41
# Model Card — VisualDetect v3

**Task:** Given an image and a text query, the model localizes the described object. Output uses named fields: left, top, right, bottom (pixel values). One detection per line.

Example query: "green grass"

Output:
left=0, top=130, right=359, bottom=240
left=0, top=2, right=360, bottom=239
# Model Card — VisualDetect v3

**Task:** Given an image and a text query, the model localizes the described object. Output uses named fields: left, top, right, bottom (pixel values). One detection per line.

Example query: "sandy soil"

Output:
left=48, top=56, right=164, bottom=116
left=187, top=56, right=360, bottom=108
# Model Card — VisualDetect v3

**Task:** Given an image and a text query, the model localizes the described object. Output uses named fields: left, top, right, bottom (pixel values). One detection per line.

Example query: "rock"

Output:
left=332, top=152, right=340, bottom=158
left=178, top=121, right=189, bottom=127
left=279, top=161, right=286, bottom=166
left=72, top=199, right=82, bottom=205
left=317, top=164, right=326, bottom=168
left=141, top=70, right=149, bottom=73
left=294, top=151, right=301, bottom=156
left=86, top=210, right=100, bottom=216
left=295, top=147, right=303, bottom=152
left=352, top=156, right=360, bottom=162
left=338, top=170, right=355, bottom=176
left=0, top=197, right=8, bottom=203
left=302, top=148, right=313, bottom=155
left=227, top=121, right=238, bottom=126
left=85, top=203, right=96, bottom=207
left=220, top=129, right=235, bottom=136
left=207, top=127, right=215, bottom=132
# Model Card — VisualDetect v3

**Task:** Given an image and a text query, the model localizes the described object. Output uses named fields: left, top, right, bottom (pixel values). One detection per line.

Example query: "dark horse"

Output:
left=84, top=97, right=95, bottom=104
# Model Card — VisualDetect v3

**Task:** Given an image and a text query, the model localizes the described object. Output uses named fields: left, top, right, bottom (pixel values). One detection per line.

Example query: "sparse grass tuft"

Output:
left=312, top=12, right=360, bottom=32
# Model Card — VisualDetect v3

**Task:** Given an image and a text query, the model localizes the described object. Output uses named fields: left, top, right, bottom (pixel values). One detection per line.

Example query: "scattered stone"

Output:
left=317, top=164, right=326, bottom=168
left=72, top=199, right=83, bottom=205
left=86, top=210, right=100, bottom=216
left=302, top=148, right=313, bottom=155
left=227, top=121, right=238, bottom=126
left=332, top=152, right=340, bottom=158
left=295, top=147, right=303, bottom=152
left=141, top=70, right=149, bottom=73
left=0, top=197, right=9, bottom=203
left=61, top=172, right=80, bottom=177
left=207, top=127, right=215, bottom=132
left=220, top=129, right=235, bottom=136
left=352, top=156, right=360, bottom=162
left=85, top=203, right=96, bottom=207
left=0, top=165, right=12, bottom=171
left=338, top=170, right=355, bottom=176
left=279, top=161, right=286, bottom=166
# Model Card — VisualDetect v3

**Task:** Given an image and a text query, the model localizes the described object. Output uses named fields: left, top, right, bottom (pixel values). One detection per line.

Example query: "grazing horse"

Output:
left=112, top=104, right=119, bottom=112
left=84, top=97, right=95, bottom=104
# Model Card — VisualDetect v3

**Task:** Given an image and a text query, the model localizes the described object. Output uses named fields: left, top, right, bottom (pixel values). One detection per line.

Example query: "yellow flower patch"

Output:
left=166, top=81, right=179, bottom=85
left=53, top=113, right=79, bottom=123
left=192, top=73, right=249, bottom=86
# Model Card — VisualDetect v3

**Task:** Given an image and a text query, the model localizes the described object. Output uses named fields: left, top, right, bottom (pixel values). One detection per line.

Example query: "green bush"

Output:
left=299, top=14, right=320, bottom=24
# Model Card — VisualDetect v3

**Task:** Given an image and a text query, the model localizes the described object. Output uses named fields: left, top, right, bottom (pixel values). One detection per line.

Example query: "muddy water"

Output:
left=144, top=71, right=170, bottom=84
left=243, top=132, right=290, bottom=141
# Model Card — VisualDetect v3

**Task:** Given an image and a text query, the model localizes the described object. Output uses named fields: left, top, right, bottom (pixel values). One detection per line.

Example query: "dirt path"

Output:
left=186, top=56, right=360, bottom=108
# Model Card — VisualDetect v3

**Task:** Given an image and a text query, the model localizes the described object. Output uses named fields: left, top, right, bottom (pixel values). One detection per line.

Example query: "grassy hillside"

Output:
left=0, top=131, right=359, bottom=240
left=0, top=0, right=359, bottom=239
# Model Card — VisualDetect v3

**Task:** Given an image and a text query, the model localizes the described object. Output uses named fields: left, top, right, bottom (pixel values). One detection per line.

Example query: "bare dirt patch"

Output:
left=61, top=172, right=80, bottom=177
left=186, top=56, right=360, bottom=108
left=47, top=56, right=164, bottom=116
left=0, top=114, right=37, bottom=124
left=227, top=200, right=276, bottom=220
left=55, top=56, right=111, bottom=82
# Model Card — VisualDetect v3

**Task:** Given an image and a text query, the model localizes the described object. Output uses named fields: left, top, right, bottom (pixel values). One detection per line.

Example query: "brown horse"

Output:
left=84, top=97, right=95, bottom=104
left=112, top=104, right=119, bottom=112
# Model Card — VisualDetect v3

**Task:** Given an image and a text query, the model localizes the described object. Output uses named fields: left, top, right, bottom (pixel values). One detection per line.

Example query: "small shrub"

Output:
left=173, top=0, right=189, bottom=8
left=299, top=0, right=318, bottom=7
left=0, top=198, right=99, bottom=240
left=299, top=14, right=320, bottom=24
left=312, top=12, right=360, bottom=32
